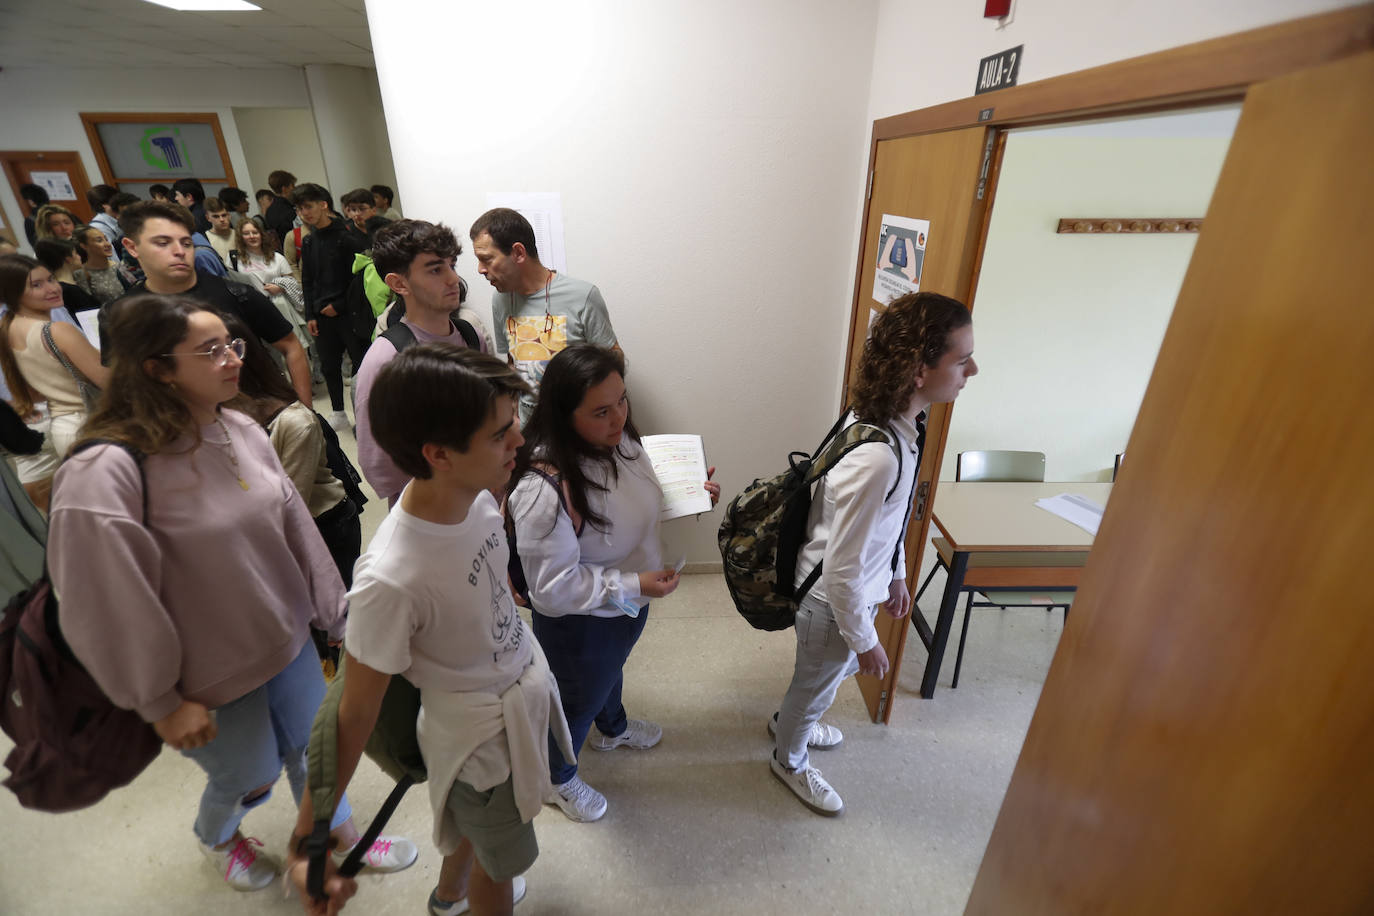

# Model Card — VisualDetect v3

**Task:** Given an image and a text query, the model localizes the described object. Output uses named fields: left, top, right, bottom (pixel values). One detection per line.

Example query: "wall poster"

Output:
left=873, top=213, right=929, bottom=306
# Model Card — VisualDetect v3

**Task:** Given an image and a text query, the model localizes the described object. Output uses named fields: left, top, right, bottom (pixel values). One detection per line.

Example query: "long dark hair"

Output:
left=219, top=311, right=297, bottom=426
left=509, top=344, right=640, bottom=533
left=0, top=254, right=44, bottom=416
left=76, top=294, right=214, bottom=454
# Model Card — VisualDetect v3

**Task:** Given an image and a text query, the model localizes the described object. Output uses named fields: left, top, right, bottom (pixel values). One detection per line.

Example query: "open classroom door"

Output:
left=846, top=126, right=997, bottom=722
left=967, top=51, right=1374, bottom=914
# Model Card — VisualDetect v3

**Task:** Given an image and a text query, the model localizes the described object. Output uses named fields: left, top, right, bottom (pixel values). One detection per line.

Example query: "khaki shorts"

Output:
left=445, top=774, right=538, bottom=882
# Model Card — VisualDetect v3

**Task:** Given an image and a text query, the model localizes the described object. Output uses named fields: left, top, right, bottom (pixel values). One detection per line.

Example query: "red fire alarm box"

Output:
left=985, top=0, right=1012, bottom=17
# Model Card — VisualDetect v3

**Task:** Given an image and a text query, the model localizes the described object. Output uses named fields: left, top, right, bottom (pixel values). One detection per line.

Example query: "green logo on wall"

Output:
left=140, top=127, right=193, bottom=172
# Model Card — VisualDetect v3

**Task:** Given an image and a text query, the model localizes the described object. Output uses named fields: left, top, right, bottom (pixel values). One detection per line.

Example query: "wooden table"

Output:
left=912, top=482, right=1112, bottom=698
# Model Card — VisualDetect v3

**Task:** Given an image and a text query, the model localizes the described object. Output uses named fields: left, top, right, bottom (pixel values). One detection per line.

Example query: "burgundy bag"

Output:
left=0, top=441, right=163, bottom=812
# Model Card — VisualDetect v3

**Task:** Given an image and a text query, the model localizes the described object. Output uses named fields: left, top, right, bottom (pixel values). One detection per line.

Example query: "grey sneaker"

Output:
left=327, top=409, right=351, bottom=432
left=545, top=774, right=608, bottom=822
left=199, top=835, right=278, bottom=891
left=770, top=753, right=844, bottom=816
left=589, top=717, right=662, bottom=751
left=768, top=711, right=843, bottom=749
left=332, top=834, right=419, bottom=872
left=428, top=874, right=527, bottom=914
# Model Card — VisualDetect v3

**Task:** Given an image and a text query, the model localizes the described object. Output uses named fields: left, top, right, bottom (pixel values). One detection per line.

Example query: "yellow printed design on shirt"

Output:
left=505, top=314, right=568, bottom=363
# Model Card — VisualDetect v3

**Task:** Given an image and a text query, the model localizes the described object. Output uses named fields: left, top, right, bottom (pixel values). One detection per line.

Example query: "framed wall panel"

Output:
left=79, top=112, right=237, bottom=194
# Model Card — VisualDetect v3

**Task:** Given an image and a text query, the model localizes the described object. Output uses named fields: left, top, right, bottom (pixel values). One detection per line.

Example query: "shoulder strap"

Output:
left=65, top=439, right=148, bottom=525
left=229, top=250, right=239, bottom=271
left=452, top=317, right=480, bottom=350
left=530, top=466, right=585, bottom=536
left=380, top=321, right=417, bottom=352
left=41, top=324, right=100, bottom=412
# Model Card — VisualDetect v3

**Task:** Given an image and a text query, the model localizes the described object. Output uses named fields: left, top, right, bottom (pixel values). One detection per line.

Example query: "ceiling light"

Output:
left=142, top=0, right=263, bottom=10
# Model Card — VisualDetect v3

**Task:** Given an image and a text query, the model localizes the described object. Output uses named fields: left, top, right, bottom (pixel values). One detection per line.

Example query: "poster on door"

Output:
left=30, top=171, right=77, bottom=201
left=873, top=213, right=929, bottom=306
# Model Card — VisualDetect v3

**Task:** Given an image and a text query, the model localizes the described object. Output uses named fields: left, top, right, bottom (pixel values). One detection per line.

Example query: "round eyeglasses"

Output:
left=160, top=338, right=246, bottom=367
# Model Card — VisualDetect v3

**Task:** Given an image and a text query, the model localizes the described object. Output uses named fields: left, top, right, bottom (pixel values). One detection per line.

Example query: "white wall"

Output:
left=0, top=67, right=310, bottom=251
left=304, top=65, right=398, bottom=200
left=231, top=107, right=330, bottom=196
left=942, top=108, right=1238, bottom=483
left=367, top=0, right=881, bottom=564
left=866, top=0, right=1364, bottom=124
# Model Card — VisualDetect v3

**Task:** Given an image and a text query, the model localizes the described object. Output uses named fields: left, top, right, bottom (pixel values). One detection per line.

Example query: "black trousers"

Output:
left=314, top=313, right=367, bottom=411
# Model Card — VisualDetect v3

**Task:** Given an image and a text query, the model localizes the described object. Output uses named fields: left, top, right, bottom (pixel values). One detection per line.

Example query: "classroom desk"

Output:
left=912, top=482, right=1112, bottom=698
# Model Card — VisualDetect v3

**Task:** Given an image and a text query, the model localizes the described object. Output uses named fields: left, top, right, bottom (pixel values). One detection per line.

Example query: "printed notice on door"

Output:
left=873, top=213, right=929, bottom=306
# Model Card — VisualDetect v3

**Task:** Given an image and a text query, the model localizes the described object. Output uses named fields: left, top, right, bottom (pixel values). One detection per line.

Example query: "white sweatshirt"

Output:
left=508, top=441, right=664, bottom=618
left=794, top=411, right=920, bottom=654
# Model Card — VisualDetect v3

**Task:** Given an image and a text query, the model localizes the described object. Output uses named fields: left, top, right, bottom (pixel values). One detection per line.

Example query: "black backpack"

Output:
left=379, top=294, right=480, bottom=353
left=0, top=441, right=164, bottom=811
left=314, top=411, right=368, bottom=511
left=718, top=411, right=920, bottom=631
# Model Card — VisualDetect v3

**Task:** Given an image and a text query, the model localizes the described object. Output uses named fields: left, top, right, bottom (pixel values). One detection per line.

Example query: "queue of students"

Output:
left=3, top=187, right=978, bottom=915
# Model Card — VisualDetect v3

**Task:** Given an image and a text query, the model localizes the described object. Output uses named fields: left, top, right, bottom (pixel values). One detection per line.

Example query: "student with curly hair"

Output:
left=770, top=291, right=977, bottom=816
left=33, top=203, right=81, bottom=242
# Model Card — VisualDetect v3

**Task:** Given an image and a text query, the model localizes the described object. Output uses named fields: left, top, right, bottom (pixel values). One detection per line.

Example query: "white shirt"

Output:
left=794, top=412, right=920, bottom=654
left=345, top=491, right=534, bottom=788
left=508, top=441, right=663, bottom=618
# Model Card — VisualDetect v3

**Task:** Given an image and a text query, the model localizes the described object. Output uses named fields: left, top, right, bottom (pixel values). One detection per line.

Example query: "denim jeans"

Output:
left=774, top=592, right=870, bottom=772
left=182, top=641, right=353, bottom=846
left=532, top=604, right=650, bottom=784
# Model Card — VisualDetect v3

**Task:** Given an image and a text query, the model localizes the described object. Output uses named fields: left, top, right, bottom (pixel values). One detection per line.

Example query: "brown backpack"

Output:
left=0, top=441, right=163, bottom=811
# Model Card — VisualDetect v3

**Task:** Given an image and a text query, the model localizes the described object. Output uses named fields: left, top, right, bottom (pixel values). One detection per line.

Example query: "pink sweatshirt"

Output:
left=48, top=409, right=347, bottom=723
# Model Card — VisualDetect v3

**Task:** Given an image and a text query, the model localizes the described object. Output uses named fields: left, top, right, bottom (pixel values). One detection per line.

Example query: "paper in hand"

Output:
left=642, top=434, right=713, bottom=521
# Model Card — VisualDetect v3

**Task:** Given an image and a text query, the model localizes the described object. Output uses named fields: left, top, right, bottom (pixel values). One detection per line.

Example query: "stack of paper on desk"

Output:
left=1035, top=493, right=1105, bottom=535
left=642, top=434, right=712, bottom=521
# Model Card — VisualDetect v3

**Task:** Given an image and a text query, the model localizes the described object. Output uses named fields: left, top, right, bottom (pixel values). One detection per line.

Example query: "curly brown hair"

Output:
left=851, top=291, right=971, bottom=426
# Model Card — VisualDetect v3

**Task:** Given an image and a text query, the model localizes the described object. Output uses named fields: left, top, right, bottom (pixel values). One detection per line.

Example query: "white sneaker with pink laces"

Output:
left=332, top=834, right=419, bottom=873
left=200, top=834, right=279, bottom=891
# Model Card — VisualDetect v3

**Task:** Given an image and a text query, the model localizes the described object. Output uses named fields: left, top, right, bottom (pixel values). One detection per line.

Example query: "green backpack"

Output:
left=717, top=411, right=913, bottom=631
left=303, top=654, right=425, bottom=900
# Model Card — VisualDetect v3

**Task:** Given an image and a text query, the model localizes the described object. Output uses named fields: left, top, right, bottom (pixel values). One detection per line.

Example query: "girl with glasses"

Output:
left=0, top=253, right=109, bottom=511
left=46, top=293, right=416, bottom=893
left=505, top=344, right=719, bottom=823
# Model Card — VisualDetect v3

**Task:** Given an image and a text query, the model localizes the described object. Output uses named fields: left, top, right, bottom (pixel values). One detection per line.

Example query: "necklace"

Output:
left=213, top=417, right=250, bottom=491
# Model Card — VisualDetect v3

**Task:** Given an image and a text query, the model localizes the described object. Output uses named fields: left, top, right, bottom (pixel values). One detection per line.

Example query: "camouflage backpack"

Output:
left=718, top=412, right=904, bottom=631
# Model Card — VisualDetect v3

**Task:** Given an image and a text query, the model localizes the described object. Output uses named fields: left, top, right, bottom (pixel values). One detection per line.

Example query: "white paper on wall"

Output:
left=872, top=213, right=929, bottom=306
left=484, top=191, right=567, bottom=273
left=31, top=171, right=77, bottom=201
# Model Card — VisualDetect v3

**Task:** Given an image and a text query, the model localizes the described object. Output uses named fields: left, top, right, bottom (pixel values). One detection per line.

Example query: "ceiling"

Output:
left=0, top=0, right=375, bottom=70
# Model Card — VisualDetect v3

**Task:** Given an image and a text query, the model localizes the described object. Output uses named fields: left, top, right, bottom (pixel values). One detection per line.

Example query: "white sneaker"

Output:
left=199, top=834, right=279, bottom=891
left=428, top=875, right=527, bottom=915
left=545, top=774, right=607, bottom=822
left=332, top=834, right=419, bottom=872
left=588, top=717, right=662, bottom=751
left=768, top=711, right=844, bottom=750
left=328, top=409, right=351, bottom=432
left=770, top=754, right=844, bottom=816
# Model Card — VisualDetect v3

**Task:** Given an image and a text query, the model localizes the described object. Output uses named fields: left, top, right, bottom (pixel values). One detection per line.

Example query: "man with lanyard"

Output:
left=469, top=207, right=620, bottom=424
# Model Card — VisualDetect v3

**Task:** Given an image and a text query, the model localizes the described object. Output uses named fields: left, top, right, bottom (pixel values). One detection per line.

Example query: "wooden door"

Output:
left=0, top=151, right=96, bottom=225
left=845, top=126, right=997, bottom=722
left=967, top=51, right=1374, bottom=914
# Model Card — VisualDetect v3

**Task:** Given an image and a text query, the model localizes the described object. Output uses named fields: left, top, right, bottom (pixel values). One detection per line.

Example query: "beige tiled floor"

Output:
left=0, top=412, right=1066, bottom=914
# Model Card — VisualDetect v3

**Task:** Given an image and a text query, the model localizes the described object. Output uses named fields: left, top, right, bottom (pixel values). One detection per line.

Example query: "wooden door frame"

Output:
left=79, top=111, right=237, bottom=188
left=848, top=4, right=1374, bottom=718
left=0, top=150, right=98, bottom=224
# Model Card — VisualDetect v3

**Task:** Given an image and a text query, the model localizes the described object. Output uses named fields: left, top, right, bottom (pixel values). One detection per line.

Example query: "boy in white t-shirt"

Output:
left=286, top=343, right=573, bottom=915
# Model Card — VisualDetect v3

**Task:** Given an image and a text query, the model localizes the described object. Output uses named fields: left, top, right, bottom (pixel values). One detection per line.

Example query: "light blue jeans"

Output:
left=182, top=641, right=352, bottom=847
left=774, top=592, right=872, bottom=772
